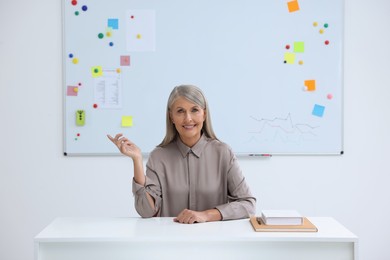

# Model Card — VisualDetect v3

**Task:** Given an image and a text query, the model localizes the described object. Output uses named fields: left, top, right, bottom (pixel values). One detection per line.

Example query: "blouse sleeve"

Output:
left=132, top=157, right=163, bottom=218
left=215, top=149, right=257, bottom=220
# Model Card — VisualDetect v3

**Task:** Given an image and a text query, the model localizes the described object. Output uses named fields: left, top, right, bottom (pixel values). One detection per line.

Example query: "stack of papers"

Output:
left=261, top=210, right=303, bottom=225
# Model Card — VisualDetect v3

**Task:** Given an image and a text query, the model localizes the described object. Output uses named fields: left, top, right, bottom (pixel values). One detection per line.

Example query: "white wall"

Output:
left=0, top=0, right=389, bottom=259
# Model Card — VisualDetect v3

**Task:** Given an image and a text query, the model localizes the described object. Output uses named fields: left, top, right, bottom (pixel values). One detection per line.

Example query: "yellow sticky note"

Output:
left=304, top=80, right=316, bottom=91
left=284, top=52, right=296, bottom=64
left=287, top=0, right=300, bottom=13
left=121, top=116, right=133, bottom=127
left=91, top=66, right=103, bottom=78
left=294, top=42, right=304, bottom=53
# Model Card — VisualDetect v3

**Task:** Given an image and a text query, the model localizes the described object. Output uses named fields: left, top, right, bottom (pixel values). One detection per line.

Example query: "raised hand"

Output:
left=107, top=133, right=142, bottom=160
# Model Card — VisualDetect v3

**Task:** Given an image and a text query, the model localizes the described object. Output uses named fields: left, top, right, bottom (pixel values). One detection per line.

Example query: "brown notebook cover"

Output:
left=250, top=216, right=318, bottom=232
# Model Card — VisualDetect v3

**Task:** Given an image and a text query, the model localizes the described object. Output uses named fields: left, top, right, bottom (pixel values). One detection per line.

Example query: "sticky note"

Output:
left=294, top=42, right=304, bottom=53
left=287, top=0, right=300, bottom=12
left=304, top=80, right=316, bottom=91
left=121, top=116, right=133, bottom=127
left=126, top=10, right=156, bottom=52
left=284, top=52, right=296, bottom=64
left=67, top=86, right=78, bottom=96
left=312, top=104, right=325, bottom=117
left=120, top=55, right=130, bottom=66
left=91, top=66, right=103, bottom=78
left=108, top=19, right=119, bottom=30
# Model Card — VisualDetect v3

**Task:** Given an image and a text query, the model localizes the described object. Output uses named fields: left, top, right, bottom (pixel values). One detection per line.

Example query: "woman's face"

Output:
left=170, top=97, right=206, bottom=147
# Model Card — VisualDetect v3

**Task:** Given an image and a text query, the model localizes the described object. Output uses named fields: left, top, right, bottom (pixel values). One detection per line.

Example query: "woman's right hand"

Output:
left=107, top=133, right=142, bottom=161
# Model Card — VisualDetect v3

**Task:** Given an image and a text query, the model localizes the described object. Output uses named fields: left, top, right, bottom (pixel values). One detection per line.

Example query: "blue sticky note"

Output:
left=108, top=19, right=119, bottom=30
left=312, top=104, right=325, bottom=117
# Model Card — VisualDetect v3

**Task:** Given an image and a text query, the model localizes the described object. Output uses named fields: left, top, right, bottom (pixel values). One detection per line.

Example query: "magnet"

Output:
left=325, top=40, right=330, bottom=45
left=71, top=0, right=77, bottom=6
left=72, top=58, right=79, bottom=64
left=98, top=33, right=104, bottom=39
left=109, top=42, right=114, bottom=47
left=75, top=11, right=79, bottom=16
left=93, top=104, right=98, bottom=109
left=69, top=53, right=73, bottom=58
left=82, top=5, right=88, bottom=11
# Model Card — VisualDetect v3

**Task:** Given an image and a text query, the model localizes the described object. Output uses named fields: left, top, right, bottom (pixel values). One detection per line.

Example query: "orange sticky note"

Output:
left=287, top=0, right=300, bottom=13
left=304, top=80, right=316, bottom=91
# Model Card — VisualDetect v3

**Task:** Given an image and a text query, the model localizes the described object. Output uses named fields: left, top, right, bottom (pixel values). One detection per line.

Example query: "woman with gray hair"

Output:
left=108, top=85, right=256, bottom=224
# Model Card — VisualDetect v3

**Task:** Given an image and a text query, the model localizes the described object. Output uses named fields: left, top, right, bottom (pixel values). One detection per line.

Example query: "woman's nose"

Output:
left=184, top=112, right=192, bottom=122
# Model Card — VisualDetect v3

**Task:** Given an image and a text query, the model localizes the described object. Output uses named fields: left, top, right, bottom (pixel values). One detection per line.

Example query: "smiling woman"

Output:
left=108, top=85, right=256, bottom=224
left=169, top=97, right=206, bottom=148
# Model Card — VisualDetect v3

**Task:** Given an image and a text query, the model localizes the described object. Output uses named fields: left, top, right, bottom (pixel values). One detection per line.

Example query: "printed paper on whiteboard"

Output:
left=126, top=10, right=156, bottom=52
left=94, top=69, right=122, bottom=109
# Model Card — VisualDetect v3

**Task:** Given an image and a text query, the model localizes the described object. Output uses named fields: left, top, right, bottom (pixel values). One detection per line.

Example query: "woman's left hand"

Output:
left=174, top=208, right=223, bottom=224
left=174, top=209, right=207, bottom=224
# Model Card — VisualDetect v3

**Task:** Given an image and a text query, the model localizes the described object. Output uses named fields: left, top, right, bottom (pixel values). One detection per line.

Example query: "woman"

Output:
left=108, top=85, right=256, bottom=224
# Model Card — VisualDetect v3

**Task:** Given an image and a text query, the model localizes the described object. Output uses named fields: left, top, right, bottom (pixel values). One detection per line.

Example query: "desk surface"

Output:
left=35, top=217, right=357, bottom=243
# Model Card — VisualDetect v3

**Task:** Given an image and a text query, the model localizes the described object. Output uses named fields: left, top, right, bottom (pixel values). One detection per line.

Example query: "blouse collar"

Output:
left=176, top=134, right=208, bottom=158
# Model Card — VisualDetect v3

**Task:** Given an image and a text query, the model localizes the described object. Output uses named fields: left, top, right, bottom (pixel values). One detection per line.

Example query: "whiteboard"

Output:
left=63, top=0, right=344, bottom=156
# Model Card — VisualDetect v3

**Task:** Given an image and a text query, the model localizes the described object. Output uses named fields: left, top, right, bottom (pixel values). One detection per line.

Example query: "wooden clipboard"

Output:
left=250, top=216, right=318, bottom=232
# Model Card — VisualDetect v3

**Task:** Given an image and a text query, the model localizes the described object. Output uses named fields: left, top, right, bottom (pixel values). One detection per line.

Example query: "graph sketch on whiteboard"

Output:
left=248, top=113, right=320, bottom=144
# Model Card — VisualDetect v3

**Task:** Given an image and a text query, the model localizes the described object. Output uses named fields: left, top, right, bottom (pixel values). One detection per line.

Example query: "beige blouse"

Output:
left=132, top=134, right=256, bottom=220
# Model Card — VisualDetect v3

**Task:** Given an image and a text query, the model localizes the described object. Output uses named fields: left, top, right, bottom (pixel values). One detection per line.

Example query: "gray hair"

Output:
left=158, top=85, right=218, bottom=147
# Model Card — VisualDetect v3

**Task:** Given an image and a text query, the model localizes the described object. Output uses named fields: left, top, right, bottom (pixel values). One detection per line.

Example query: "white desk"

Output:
left=34, top=217, right=358, bottom=260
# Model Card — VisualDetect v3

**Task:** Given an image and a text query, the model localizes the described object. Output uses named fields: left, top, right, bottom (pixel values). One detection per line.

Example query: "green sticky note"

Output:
left=294, top=42, right=305, bottom=53
left=121, top=116, right=133, bottom=127
left=284, top=52, right=296, bottom=64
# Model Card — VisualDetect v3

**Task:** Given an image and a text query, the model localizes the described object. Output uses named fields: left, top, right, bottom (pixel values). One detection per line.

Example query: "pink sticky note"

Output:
left=67, top=86, right=78, bottom=96
left=120, top=55, right=130, bottom=66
